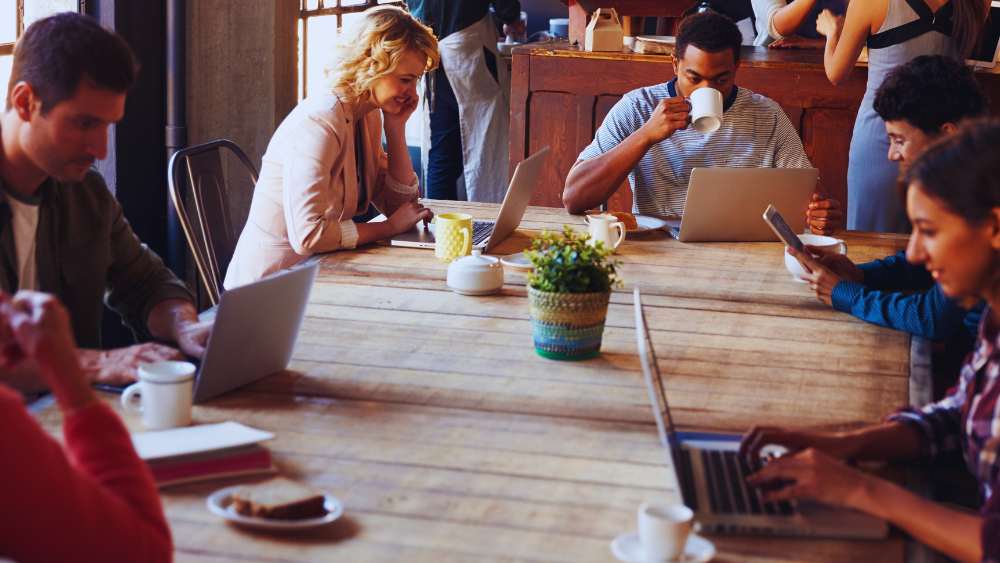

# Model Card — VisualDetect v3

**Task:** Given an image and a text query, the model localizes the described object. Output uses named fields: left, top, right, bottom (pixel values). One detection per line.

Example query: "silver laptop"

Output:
left=667, top=168, right=818, bottom=242
left=390, top=147, right=550, bottom=252
left=632, top=288, right=888, bottom=538
left=192, top=262, right=317, bottom=403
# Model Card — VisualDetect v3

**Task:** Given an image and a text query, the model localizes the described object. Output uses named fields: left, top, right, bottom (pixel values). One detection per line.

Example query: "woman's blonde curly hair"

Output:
left=326, top=5, right=439, bottom=104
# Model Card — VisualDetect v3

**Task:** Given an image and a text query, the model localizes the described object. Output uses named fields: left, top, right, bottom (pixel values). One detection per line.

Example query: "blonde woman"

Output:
left=225, top=6, right=439, bottom=288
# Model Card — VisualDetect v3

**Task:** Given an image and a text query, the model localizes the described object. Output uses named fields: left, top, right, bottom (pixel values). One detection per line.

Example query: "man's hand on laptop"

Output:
left=639, top=96, right=691, bottom=145
left=78, top=343, right=185, bottom=386
left=805, top=193, right=842, bottom=234
left=740, top=425, right=860, bottom=462
left=745, top=447, right=871, bottom=508
left=175, top=318, right=213, bottom=358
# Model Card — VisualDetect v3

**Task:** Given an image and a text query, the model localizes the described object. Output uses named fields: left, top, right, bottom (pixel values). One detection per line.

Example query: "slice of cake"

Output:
left=231, top=477, right=327, bottom=520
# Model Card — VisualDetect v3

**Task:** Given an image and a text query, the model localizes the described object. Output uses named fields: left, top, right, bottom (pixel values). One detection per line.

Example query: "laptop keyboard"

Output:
left=700, top=449, right=796, bottom=516
left=472, top=221, right=495, bottom=245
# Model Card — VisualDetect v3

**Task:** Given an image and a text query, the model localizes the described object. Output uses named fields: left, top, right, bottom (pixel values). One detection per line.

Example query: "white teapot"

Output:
left=447, top=250, right=504, bottom=295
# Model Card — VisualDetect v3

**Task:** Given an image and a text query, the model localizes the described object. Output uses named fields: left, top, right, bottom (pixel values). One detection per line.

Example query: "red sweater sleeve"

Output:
left=0, top=387, right=172, bottom=563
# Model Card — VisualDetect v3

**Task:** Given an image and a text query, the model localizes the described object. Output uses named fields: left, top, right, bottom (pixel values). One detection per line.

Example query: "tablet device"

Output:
left=762, top=205, right=804, bottom=252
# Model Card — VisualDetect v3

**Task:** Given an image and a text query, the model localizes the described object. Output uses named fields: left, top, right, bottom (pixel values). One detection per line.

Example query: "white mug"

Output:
left=784, top=233, right=849, bottom=282
left=689, top=87, right=723, bottom=133
left=637, top=502, right=694, bottom=561
left=586, top=213, right=626, bottom=252
left=121, top=361, right=196, bottom=430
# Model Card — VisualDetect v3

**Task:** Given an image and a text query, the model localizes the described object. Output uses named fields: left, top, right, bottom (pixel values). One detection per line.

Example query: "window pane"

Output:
left=304, top=15, right=340, bottom=99
left=0, top=0, right=15, bottom=44
left=0, top=54, right=11, bottom=101
left=24, top=0, right=78, bottom=28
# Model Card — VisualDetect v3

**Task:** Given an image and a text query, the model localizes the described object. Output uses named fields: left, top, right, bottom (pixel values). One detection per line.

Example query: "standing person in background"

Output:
left=815, top=0, right=987, bottom=232
left=408, top=1, right=524, bottom=203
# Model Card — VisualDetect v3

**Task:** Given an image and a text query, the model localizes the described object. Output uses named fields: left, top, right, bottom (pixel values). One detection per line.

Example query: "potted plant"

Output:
left=525, top=226, right=622, bottom=360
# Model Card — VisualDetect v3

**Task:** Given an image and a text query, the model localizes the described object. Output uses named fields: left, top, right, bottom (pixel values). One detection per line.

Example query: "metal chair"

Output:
left=167, top=139, right=259, bottom=306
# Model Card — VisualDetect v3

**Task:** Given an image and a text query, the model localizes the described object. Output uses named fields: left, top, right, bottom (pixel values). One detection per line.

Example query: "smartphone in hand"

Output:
left=762, top=205, right=804, bottom=252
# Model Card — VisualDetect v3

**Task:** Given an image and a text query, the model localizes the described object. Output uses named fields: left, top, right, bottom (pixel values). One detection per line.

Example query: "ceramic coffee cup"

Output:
left=435, top=212, right=473, bottom=263
left=784, top=233, right=849, bottom=281
left=586, top=213, right=626, bottom=252
left=637, top=502, right=694, bottom=561
left=689, top=87, right=723, bottom=133
left=121, top=361, right=196, bottom=430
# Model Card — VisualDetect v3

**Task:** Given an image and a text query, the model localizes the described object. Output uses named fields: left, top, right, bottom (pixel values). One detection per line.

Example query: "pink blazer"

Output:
left=225, top=93, right=419, bottom=288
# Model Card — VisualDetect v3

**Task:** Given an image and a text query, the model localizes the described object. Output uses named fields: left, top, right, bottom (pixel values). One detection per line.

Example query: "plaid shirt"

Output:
left=889, top=307, right=1000, bottom=561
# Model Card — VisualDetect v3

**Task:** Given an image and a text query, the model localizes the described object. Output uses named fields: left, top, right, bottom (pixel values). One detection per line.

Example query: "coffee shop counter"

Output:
left=509, top=41, right=1000, bottom=214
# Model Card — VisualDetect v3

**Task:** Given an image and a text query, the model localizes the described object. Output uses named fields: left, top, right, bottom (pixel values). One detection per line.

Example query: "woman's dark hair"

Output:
left=674, top=10, right=743, bottom=64
left=874, top=55, right=987, bottom=134
left=6, top=12, right=138, bottom=113
left=903, top=119, right=1000, bottom=224
left=952, top=0, right=989, bottom=58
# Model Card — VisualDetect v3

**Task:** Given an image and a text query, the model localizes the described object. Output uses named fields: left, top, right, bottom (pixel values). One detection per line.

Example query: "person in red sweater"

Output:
left=0, top=290, right=171, bottom=563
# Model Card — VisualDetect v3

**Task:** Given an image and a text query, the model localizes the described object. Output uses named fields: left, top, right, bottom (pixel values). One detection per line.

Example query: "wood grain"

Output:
left=33, top=203, right=911, bottom=562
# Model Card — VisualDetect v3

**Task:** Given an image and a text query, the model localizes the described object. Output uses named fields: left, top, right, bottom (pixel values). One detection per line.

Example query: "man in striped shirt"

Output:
left=564, top=10, right=841, bottom=234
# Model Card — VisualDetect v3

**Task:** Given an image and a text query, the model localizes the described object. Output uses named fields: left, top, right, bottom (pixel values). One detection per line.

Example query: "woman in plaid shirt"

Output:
left=742, top=119, right=1000, bottom=562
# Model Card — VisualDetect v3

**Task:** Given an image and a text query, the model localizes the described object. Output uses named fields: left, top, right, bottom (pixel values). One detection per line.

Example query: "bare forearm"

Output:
left=773, top=0, right=817, bottom=36
left=146, top=299, right=197, bottom=343
left=563, top=132, right=651, bottom=213
left=841, top=421, right=924, bottom=461
left=354, top=220, right=397, bottom=246
left=384, top=123, right=415, bottom=187
left=855, top=476, right=982, bottom=562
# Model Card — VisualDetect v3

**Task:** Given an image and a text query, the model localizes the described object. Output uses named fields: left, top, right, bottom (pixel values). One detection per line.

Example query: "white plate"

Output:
left=632, top=215, right=670, bottom=233
left=499, top=251, right=532, bottom=271
left=611, top=531, right=715, bottom=563
left=206, top=485, right=344, bottom=530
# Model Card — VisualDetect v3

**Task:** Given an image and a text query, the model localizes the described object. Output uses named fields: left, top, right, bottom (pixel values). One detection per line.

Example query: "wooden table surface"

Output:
left=36, top=201, right=912, bottom=562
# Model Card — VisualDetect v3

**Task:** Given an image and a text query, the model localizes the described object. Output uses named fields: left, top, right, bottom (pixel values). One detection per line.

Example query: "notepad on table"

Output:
left=132, top=421, right=276, bottom=487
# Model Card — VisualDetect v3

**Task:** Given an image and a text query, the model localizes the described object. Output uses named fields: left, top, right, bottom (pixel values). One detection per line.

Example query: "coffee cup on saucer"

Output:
left=610, top=501, right=716, bottom=562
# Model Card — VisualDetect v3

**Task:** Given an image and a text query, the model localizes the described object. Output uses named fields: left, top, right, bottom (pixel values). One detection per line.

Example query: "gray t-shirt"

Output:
left=578, top=79, right=812, bottom=216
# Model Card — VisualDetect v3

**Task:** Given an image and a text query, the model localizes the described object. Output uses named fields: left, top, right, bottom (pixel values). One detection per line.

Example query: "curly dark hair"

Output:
left=874, top=55, right=987, bottom=134
left=903, top=118, right=1000, bottom=225
left=6, top=12, right=138, bottom=113
left=674, top=10, right=743, bottom=64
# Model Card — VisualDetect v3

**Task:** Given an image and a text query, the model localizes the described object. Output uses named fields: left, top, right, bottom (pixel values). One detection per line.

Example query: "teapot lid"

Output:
left=449, top=249, right=500, bottom=273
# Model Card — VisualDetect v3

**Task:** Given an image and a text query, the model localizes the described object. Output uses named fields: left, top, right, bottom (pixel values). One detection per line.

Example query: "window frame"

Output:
left=298, top=0, right=404, bottom=99
left=0, top=0, right=24, bottom=56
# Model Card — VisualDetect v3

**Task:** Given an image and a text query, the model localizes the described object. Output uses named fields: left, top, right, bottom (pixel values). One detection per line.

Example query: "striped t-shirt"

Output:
left=578, top=79, right=812, bottom=216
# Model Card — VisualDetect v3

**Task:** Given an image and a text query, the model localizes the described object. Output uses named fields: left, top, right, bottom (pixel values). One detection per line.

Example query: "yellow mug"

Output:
left=435, top=212, right=472, bottom=262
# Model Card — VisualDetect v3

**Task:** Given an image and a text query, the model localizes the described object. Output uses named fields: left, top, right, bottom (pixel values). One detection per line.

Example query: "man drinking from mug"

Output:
left=563, top=10, right=841, bottom=234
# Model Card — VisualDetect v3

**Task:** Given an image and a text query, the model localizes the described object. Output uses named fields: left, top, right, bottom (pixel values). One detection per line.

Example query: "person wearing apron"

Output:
left=409, top=1, right=523, bottom=203
left=813, top=0, right=987, bottom=232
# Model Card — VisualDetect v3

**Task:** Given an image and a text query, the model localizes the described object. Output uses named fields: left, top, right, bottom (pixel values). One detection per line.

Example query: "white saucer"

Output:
left=206, top=485, right=344, bottom=530
left=499, top=251, right=532, bottom=271
left=610, top=531, right=715, bottom=563
left=633, top=215, right=669, bottom=233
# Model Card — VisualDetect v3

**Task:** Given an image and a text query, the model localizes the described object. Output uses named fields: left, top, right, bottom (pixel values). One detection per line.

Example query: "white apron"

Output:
left=436, top=14, right=510, bottom=203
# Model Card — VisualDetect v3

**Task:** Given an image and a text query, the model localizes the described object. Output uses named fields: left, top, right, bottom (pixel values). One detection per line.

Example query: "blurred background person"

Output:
left=0, top=291, right=171, bottom=563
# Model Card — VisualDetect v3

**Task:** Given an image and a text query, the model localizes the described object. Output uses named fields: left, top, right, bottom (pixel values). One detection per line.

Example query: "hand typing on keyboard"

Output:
left=744, top=447, right=873, bottom=510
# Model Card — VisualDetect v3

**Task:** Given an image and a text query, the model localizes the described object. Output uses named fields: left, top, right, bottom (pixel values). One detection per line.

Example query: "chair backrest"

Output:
left=167, top=139, right=258, bottom=306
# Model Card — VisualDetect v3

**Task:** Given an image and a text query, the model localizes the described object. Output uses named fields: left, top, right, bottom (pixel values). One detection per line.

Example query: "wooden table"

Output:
left=36, top=202, right=912, bottom=562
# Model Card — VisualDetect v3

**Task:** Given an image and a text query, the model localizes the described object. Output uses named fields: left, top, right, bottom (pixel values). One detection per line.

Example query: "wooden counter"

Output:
left=509, top=42, right=1000, bottom=215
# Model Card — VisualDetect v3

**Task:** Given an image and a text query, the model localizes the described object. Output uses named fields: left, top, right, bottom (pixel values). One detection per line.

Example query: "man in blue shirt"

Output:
left=790, top=55, right=987, bottom=343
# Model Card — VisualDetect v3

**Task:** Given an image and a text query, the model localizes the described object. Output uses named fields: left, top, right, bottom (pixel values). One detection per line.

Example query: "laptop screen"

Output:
left=970, top=1, right=1000, bottom=66
left=633, top=288, right=677, bottom=448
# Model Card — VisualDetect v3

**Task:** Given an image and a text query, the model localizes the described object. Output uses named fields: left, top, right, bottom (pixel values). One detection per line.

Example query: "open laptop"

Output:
left=632, top=288, right=888, bottom=538
left=667, top=168, right=818, bottom=242
left=390, top=147, right=550, bottom=252
left=190, top=262, right=317, bottom=403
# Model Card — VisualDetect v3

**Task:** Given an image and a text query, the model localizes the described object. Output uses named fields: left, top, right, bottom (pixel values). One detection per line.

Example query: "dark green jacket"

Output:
left=0, top=170, right=193, bottom=348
